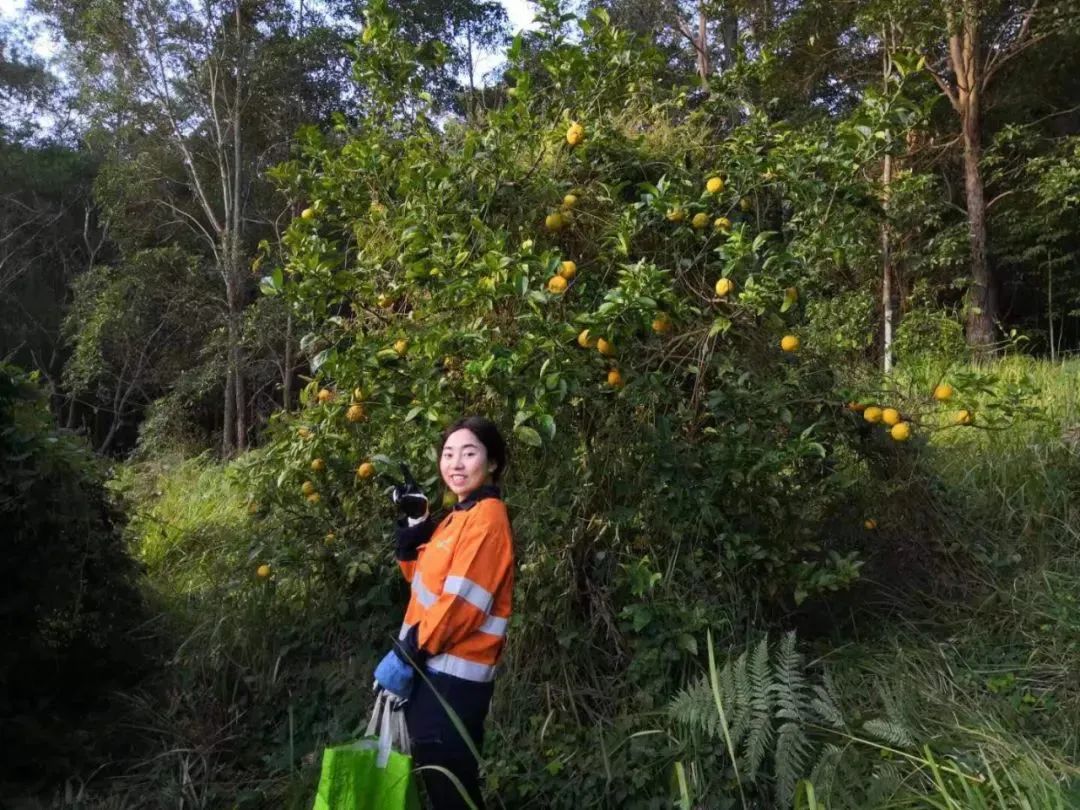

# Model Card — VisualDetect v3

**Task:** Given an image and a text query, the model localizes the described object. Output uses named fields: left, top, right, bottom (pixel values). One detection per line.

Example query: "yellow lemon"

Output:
left=596, top=338, right=615, bottom=357
left=562, top=193, right=578, bottom=209
left=881, top=408, right=901, bottom=426
left=780, top=335, right=800, bottom=352
left=301, top=480, right=316, bottom=496
left=692, top=212, right=710, bottom=229
left=666, top=208, right=685, bottom=223
left=739, top=196, right=752, bottom=211
left=890, top=422, right=912, bottom=442
left=356, top=461, right=375, bottom=479
left=863, top=406, right=883, bottom=424
left=566, top=122, right=584, bottom=146
left=297, top=427, right=313, bottom=440
left=257, top=564, right=271, bottom=578
left=306, top=492, right=321, bottom=504
left=346, top=404, right=366, bottom=423
left=933, top=383, right=954, bottom=401
left=713, top=216, right=732, bottom=233
left=954, top=409, right=972, bottom=426
left=715, top=278, right=735, bottom=297
left=706, top=176, right=724, bottom=194
left=317, top=388, right=334, bottom=403
left=545, top=212, right=565, bottom=231
left=393, top=339, right=408, bottom=355
left=607, top=369, right=624, bottom=388
left=547, top=275, right=568, bottom=294
left=311, top=458, right=326, bottom=472
left=300, top=207, right=315, bottom=220
left=559, top=260, right=577, bottom=279
left=577, top=329, right=596, bottom=349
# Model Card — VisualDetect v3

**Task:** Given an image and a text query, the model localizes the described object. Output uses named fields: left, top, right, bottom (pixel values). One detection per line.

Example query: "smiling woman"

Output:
left=374, top=416, right=514, bottom=809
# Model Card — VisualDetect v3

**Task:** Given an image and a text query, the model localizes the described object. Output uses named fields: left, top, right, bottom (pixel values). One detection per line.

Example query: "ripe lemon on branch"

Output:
left=566, top=121, right=584, bottom=146
left=545, top=212, right=566, bottom=231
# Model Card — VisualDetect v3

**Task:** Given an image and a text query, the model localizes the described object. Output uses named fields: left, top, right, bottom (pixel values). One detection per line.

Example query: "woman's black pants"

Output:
left=404, top=670, right=494, bottom=810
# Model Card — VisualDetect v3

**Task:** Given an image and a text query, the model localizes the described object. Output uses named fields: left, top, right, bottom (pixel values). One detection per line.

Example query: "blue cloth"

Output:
left=374, top=650, right=414, bottom=699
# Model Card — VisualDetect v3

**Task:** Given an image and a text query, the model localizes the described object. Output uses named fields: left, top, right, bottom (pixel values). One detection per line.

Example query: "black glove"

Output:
left=383, top=462, right=429, bottom=520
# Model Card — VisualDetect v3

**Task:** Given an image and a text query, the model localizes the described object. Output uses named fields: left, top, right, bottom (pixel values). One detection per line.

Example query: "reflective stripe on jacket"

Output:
left=393, top=485, right=513, bottom=683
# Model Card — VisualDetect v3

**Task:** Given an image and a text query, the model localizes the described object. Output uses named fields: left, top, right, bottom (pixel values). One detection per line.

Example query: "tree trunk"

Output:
left=234, top=330, right=247, bottom=451
left=719, top=10, right=739, bottom=71
left=945, top=3, right=995, bottom=352
left=283, top=310, right=293, bottom=412
left=962, top=107, right=994, bottom=350
left=882, top=152, right=894, bottom=373
left=696, top=1, right=710, bottom=85
left=222, top=343, right=236, bottom=455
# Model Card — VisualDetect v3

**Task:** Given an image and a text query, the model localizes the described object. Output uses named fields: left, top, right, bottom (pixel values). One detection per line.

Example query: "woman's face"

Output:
left=440, top=428, right=495, bottom=498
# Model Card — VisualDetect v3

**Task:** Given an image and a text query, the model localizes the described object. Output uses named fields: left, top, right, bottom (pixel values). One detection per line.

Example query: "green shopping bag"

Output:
left=313, top=691, right=421, bottom=810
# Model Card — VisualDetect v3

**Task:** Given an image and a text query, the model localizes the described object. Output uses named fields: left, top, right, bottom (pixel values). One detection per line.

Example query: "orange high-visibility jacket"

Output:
left=393, top=485, right=513, bottom=683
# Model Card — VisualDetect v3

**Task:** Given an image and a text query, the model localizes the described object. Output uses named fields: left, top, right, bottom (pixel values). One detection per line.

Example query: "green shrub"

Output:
left=0, top=364, right=147, bottom=782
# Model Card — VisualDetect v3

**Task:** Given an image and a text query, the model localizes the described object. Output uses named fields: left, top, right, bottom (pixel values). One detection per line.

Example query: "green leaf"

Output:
left=709, top=317, right=732, bottom=337
left=539, top=414, right=556, bottom=440
left=514, top=425, right=542, bottom=447
left=751, top=231, right=777, bottom=253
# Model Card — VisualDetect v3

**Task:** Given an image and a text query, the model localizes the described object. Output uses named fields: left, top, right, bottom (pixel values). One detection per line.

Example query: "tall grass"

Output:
left=42, top=358, right=1080, bottom=809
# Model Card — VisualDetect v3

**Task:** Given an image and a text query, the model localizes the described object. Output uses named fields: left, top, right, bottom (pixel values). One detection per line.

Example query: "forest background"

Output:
left=2, top=0, right=1080, bottom=807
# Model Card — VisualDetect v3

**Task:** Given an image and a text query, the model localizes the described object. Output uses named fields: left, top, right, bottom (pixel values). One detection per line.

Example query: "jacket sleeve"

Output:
left=394, top=514, right=435, bottom=582
left=395, top=511, right=512, bottom=666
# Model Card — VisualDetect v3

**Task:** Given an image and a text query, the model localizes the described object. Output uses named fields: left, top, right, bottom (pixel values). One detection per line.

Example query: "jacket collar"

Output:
left=453, top=483, right=501, bottom=511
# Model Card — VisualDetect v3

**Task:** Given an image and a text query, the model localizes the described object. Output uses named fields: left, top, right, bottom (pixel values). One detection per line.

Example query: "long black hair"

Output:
left=441, top=416, right=508, bottom=483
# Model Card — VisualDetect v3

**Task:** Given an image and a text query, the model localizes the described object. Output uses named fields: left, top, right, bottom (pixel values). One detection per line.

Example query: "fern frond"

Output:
left=729, top=651, right=751, bottom=748
left=772, top=630, right=807, bottom=723
left=742, top=635, right=774, bottom=781
left=808, top=743, right=845, bottom=804
left=862, top=718, right=915, bottom=749
left=811, top=687, right=845, bottom=729
left=774, top=721, right=813, bottom=807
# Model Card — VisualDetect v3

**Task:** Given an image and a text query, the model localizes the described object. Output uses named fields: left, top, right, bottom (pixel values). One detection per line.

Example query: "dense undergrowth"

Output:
left=5, top=357, right=1075, bottom=809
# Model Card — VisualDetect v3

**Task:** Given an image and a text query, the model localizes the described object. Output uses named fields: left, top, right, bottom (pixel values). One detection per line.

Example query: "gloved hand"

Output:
left=374, top=650, right=414, bottom=700
left=383, top=462, right=429, bottom=521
